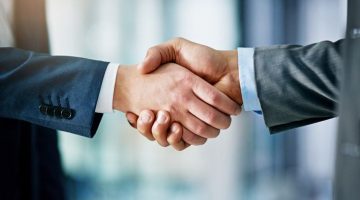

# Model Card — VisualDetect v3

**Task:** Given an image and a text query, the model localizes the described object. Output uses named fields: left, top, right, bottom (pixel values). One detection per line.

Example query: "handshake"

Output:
left=113, top=38, right=243, bottom=151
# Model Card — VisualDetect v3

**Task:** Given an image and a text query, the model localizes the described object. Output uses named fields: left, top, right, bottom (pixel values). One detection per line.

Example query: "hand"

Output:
left=126, top=38, right=243, bottom=150
left=127, top=110, right=189, bottom=151
left=139, top=37, right=242, bottom=104
left=114, top=63, right=241, bottom=146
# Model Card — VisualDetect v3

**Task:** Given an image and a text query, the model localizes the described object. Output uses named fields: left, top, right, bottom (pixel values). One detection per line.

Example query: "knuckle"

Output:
left=208, top=91, right=220, bottom=104
left=172, top=91, right=191, bottom=105
left=206, top=111, right=217, bottom=125
left=180, top=94, right=191, bottom=104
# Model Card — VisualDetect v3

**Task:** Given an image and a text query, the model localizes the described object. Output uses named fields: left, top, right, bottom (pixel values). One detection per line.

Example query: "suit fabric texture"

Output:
left=254, top=0, right=360, bottom=198
left=0, top=0, right=108, bottom=199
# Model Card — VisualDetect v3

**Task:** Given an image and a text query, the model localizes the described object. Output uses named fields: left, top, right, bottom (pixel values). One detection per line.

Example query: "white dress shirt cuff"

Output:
left=237, top=47, right=262, bottom=112
left=95, top=63, right=119, bottom=113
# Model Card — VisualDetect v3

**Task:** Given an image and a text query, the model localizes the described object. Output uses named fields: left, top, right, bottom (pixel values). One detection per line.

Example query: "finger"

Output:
left=167, top=122, right=183, bottom=144
left=152, top=110, right=171, bottom=147
left=192, top=78, right=241, bottom=115
left=182, top=111, right=220, bottom=139
left=188, top=96, right=231, bottom=129
left=138, top=50, right=162, bottom=74
left=167, top=122, right=189, bottom=151
left=182, top=127, right=207, bottom=146
left=138, top=43, right=174, bottom=74
left=171, top=141, right=190, bottom=151
left=137, top=110, right=156, bottom=141
left=138, top=37, right=190, bottom=74
left=126, top=112, right=138, bottom=128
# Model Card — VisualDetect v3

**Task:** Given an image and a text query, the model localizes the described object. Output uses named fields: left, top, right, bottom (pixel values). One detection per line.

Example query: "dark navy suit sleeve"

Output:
left=0, top=48, right=109, bottom=137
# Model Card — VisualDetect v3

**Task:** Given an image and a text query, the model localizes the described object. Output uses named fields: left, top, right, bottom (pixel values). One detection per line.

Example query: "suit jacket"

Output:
left=254, top=0, right=360, bottom=198
left=0, top=48, right=108, bottom=137
left=0, top=0, right=108, bottom=199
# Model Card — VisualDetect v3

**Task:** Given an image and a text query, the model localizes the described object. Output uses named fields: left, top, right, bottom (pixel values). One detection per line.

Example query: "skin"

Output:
left=113, top=62, right=241, bottom=146
left=127, top=110, right=187, bottom=150
left=126, top=38, right=243, bottom=151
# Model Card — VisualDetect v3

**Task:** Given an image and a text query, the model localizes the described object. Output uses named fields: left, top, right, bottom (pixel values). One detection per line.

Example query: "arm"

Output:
left=254, top=39, right=344, bottom=132
left=129, top=38, right=346, bottom=150
left=0, top=47, right=240, bottom=144
left=0, top=48, right=108, bottom=137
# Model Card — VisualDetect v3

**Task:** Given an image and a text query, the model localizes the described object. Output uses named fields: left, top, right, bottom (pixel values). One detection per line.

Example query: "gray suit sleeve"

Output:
left=0, top=48, right=109, bottom=137
left=254, top=39, right=345, bottom=133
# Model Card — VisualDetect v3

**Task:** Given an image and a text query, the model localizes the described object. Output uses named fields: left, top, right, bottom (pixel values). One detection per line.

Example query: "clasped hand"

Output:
left=114, top=38, right=243, bottom=151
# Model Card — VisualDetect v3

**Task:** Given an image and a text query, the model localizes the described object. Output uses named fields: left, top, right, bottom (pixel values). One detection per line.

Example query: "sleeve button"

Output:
left=39, top=104, right=48, bottom=115
left=61, top=108, right=74, bottom=119
left=54, top=107, right=63, bottom=118
left=46, top=106, right=55, bottom=117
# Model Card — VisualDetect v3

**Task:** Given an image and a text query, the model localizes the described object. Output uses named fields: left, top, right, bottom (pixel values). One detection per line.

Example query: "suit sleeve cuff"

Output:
left=95, top=63, right=119, bottom=113
left=237, top=47, right=262, bottom=112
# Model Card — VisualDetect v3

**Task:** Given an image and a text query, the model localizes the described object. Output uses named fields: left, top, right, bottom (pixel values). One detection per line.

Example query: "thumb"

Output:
left=138, top=40, right=180, bottom=74
left=137, top=47, right=163, bottom=74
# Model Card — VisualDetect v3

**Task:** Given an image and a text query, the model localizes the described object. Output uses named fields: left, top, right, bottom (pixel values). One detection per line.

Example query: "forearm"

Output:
left=254, top=39, right=345, bottom=132
left=0, top=47, right=108, bottom=137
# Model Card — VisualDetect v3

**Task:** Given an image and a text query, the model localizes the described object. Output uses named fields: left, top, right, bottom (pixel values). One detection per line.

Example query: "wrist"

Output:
left=221, top=50, right=243, bottom=105
left=113, top=65, right=135, bottom=112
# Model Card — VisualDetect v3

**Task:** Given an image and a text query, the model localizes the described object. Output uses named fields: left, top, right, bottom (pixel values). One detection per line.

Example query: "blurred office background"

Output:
left=46, top=0, right=347, bottom=199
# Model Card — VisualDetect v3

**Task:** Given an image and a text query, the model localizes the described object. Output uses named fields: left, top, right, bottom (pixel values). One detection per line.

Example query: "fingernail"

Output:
left=171, top=125, right=179, bottom=133
left=157, top=112, right=168, bottom=124
left=140, top=113, right=151, bottom=123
